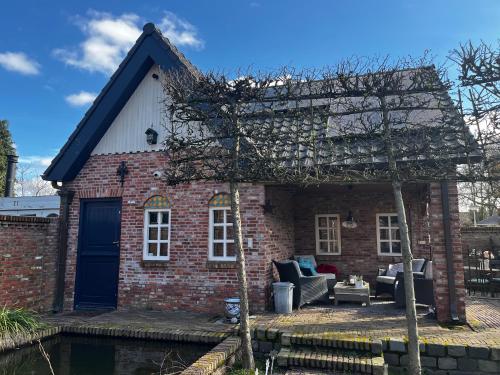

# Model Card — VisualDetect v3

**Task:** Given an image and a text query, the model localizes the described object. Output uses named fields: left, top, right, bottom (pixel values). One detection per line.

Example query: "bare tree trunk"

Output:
left=230, top=181, right=255, bottom=370
left=380, top=94, right=421, bottom=375
left=392, top=180, right=421, bottom=375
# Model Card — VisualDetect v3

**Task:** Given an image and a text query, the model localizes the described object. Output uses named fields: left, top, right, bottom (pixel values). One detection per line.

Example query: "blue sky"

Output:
left=1, top=0, right=499, bottom=174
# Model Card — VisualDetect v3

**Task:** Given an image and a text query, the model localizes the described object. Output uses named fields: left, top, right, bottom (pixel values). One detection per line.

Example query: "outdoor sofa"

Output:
left=273, top=260, right=329, bottom=308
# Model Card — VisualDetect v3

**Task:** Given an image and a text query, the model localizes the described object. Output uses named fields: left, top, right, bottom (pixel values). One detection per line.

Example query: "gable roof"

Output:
left=43, top=23, right=199, bottom=182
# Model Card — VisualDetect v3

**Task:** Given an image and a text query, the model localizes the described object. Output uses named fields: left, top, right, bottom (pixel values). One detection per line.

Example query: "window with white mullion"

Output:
left=209, top=207, right=235, bottom=261
left=315, top=214, right=341, bottom=255
left=377, top=213, right=401, bottom=255
left=144, top=209, right=170, bottom=260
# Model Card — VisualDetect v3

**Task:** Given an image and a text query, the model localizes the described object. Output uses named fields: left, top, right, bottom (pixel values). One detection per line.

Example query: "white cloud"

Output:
left=158, top=12, right=204, bottom=49
left=0, top=52, right=40, bottom=75
left=54, top=11, right=204, bottom=76
left=65, top=91, right=98, bottom=106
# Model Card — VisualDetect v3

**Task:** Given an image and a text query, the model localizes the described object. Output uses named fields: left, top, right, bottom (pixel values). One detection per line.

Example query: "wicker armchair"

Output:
left=375, top=259, right=427, bottom=299
left=394, top=261, right=435, bottom=307
left=273, top=260, right=329, bottom=308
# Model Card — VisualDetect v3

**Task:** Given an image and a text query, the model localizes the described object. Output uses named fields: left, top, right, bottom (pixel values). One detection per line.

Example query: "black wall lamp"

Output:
left=116, top=161, right=129, bottom=187
left=145, top=128, right=158, bottom=145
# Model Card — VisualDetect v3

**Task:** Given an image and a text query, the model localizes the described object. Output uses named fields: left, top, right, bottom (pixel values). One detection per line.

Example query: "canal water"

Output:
left=0, top=334, right=213, bottom=375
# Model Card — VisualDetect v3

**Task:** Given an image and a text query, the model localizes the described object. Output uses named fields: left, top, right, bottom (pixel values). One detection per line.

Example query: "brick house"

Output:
left=43, top=23, right=467, bottom=323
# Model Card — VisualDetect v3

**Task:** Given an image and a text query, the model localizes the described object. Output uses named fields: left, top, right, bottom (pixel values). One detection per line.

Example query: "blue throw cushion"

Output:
left=298, top=259, right=318, bottom=276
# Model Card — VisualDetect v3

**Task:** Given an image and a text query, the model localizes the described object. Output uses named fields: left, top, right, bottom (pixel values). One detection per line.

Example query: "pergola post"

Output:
left=428, top=181, right=466, bottom=323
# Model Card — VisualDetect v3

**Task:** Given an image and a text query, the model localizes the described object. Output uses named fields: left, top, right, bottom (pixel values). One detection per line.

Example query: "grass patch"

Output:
left=0, top=307, right=45, bottom=336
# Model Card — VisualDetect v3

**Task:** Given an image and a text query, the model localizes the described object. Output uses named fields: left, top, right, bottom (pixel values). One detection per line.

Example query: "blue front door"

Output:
left=74, top=199, right=122, bottom=309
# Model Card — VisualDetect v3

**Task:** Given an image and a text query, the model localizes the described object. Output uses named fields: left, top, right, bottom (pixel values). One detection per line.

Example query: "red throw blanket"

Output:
left=317, top=264, right=338, bottom=276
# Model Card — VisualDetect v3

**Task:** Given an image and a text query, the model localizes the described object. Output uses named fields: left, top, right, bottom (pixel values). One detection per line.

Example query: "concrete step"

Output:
left=277, top=347, right=387, bottom=375
left=281, top=332, right=383, bottom=355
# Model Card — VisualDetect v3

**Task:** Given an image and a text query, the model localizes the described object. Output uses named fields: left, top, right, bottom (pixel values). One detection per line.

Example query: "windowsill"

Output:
left=142, top=259, right=169, bottom=267
left=377, top=253, right=403, bottom=257
left=206, top=260, right=237, bottom=270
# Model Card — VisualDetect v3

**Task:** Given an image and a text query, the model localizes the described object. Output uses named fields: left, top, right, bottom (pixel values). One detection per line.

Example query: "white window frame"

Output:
left=209, top=207, right=236, bottom=261
left=143, top=208, right=171, bottom=261
left=376, top=213, right=401, bottom=256
left=315, top=214, right=341, bottom=255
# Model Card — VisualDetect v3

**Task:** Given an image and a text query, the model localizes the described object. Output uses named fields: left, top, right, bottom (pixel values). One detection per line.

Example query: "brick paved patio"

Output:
left=39, top=296, right=500, bottom=348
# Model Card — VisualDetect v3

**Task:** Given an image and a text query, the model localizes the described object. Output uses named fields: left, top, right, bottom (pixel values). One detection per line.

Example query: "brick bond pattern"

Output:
left=0, top=215, right=59, bottom=311
left=61, top=151, right=464, bottom=321
left=63, top=152, right=270, bottom=313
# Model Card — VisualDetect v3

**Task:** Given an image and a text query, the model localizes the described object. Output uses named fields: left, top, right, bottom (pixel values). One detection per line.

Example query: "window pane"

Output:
left=214, top=227, right=224, bottom=240
left=392, top=242, right=401, bottom=253
left=161, top=212, right=169, bottom=224
left=328, top=216, right=337, bottom=227
left=329, top=241, right=337, bottom=254
left=149, top=212, right=158, bottom=224
left=160, top=228, right=169, bottom=241
left=227, top=243, right=235, bottom=257
left=391, top=229, right=400, bottom=241
left=160, top=243, right=169, bottom=256
left=380, top=242, right=391, bottom=253
left=318, top=229, right=328, bottom=240
left=319, top=241, right=328, bottom=252
left=390, top=216, right=398, bottom=226
left=148, top=243, right=157, bottom=257
left=328, top=229, right=335, bottom=241
left=318, top=217, right=327, bottom=227
left=149, top=227, right=158, bottom=241
left=226, top=225, right=234, bottom=240
left=213, top=243, right=224, bottom=257
left=225, top=210, right=233, bottom=223
left=213, top=210, right=224, bottom=223
left=380, top=229, right=389, bottom=240
left=378, top=216, right=389, bottom=227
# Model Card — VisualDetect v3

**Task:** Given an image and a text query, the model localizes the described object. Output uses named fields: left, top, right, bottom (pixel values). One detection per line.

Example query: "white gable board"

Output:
left=91, top=65, right=168, bottom=155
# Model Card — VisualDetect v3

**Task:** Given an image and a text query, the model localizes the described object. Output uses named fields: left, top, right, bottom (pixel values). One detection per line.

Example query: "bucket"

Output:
left=273, top=282, right=294, bottom=314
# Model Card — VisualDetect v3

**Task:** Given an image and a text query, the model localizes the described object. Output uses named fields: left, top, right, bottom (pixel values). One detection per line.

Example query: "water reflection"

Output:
left=0, top=334, right=212, bottom=375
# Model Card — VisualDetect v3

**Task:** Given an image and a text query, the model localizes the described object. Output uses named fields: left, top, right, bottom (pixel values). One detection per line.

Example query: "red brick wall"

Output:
left=63, top=152, right=269, bottom=314
left=292, top=184, right=430, bottom=285
left=461, top=226, right=500, bottom=258
left=63, top=151, right=464, bottom=321
left=0, top=215, right=59, bottom=311
left=429, top=182, right=466, bottom=322
left=262, top=186, right=296, bottom=306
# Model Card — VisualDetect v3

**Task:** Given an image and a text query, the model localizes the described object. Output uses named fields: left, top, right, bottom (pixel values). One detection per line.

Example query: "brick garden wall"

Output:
left=0, top=215, right=59, bottom=311
left=461, top=226, right=500, bottom=257
left=63, top=152, right=270, bottom=314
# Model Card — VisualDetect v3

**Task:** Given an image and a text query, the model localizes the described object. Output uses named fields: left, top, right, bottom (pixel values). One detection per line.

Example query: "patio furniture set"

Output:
left=273, top=256, right=434, bottom=310
left=465, top=238, right=500, bottom=297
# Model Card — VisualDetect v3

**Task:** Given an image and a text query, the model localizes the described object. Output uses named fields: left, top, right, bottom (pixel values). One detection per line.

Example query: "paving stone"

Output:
left=447, top=345, right=467, bottom=357
left=478, top=359, right=499, bottom=373
left=427, top=343, right=446, bottom=357
left=399, top=354, right=409, bottom=366
left=384, top=352, right=400, bottom=366
left=468, top=346, right=490, bottom=359
left=389, top=339, right=406, bottom=352
left=420, top=355, right=437, bottom=368
left=457, top=357, right=478, bottom=371
left=491, top=347, right=500, bottom=360
left=371, top=339, right=383, bottom=354
left=438, top=357, right=457, bottom=370
left=259, top=340, right=274, bottom=353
